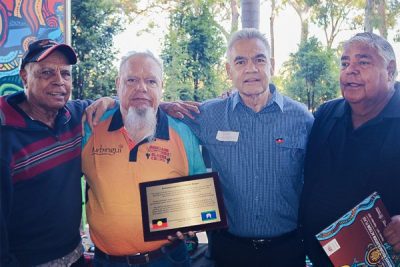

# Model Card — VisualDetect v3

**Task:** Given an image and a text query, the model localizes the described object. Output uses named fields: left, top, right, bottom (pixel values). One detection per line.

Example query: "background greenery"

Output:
left=71, top=0, right=400, bottom=109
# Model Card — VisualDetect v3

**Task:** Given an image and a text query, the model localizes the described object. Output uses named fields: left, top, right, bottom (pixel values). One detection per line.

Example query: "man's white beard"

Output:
left=124, top=107, right=157, bottom=143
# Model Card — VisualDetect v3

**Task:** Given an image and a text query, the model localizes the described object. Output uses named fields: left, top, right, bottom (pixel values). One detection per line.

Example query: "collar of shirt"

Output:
left=231, top=83, right=284, bottom=113
left=107, top=107, right=170, bottom=141
left=2, top=91, right=71, bottom=128
left=332, top=84, right=400, bottom=119
left=119, top=127, right=137, bottom=150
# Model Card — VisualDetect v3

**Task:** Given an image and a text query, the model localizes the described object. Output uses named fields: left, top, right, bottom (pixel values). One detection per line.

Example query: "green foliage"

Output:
left=311, top=0, right=358, bottom=48
left=71, top=0, right=136, bottom=99
left=349, top=0, right=400, bottom=35
left=282, top=37, right=340, bottom=111
left=161, top=0, right=228, bottom=102
left=386, top=0, right=400, bottom=30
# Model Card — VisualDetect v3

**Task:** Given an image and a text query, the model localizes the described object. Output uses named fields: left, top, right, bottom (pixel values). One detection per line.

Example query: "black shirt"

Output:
left=300, top=84, right=400, bottom=266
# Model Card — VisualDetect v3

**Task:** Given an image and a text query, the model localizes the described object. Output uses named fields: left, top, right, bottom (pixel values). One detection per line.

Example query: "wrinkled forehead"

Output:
left=229, top=38, right=269, bottom=60
left=341, top=41, right=382, bottom=60
left=121, top=55, right=162, bottom=77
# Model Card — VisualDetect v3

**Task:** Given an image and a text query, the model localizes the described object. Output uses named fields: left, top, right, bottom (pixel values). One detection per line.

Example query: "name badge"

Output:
left=216, top=131, right=239, bottom=142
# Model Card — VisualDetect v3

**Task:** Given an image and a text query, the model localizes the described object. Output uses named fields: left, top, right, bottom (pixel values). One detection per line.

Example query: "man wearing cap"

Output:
left=0, top=39, right=114, bottom=266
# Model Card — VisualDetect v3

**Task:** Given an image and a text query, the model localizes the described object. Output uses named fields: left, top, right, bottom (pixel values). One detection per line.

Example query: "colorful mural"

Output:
left=0, top=0, right=67, bottom=95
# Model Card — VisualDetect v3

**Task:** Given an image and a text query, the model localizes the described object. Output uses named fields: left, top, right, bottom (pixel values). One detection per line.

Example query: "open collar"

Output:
left=231, top=84, right=284, bottom=112
left=108, top=108, right=170, bottom=162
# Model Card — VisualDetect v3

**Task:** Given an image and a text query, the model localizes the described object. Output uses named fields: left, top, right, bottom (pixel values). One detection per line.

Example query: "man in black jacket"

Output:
left=300, top=32, right=400, bottom=266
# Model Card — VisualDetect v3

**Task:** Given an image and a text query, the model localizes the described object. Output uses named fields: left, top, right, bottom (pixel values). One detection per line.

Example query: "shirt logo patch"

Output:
left=92, top=144, right=123, bottom=155
left=275, top=138, right=284, bottom=144
left=145, top=145, right=171, bottom=163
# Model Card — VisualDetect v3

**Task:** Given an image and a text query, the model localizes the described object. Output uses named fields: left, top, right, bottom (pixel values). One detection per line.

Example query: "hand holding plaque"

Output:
left=139, top=172, right=227, bottom=241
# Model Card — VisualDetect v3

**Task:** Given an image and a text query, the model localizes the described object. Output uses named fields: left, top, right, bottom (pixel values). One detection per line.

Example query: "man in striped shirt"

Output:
left=0, top=39, right=114, bottom=266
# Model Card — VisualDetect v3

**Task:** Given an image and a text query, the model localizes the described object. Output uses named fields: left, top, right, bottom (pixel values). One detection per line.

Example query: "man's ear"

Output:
left=225, top=62, right=232, bottom=79
left=115, top=77, right=120, bottom=89
left=19, top=69, right=28, bottom=87
left=387, top=60, right=396, bottom=81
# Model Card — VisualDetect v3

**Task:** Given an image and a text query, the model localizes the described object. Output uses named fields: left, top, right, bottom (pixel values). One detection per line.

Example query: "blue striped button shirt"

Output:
left=184, top=85, right=314, bottom=237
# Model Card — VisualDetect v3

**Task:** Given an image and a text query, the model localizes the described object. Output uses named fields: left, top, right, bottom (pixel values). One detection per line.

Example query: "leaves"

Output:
left=161, top=1, right=227, bottom=102
left=282, top=37, right=340, bottom=111
left=68, top=0, right=400, bottom=105
left=71, top=0, right=136, bottom=99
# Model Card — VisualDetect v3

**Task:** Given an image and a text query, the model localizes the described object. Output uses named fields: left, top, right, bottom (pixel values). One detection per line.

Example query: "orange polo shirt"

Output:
left=82, top=108, right=206, bottom=255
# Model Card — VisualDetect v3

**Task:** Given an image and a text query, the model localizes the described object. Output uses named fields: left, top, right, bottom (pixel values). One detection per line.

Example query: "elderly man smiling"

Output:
left=1, top=40, right=100, bottom=267
left=300, top=32, right=400, bottom=266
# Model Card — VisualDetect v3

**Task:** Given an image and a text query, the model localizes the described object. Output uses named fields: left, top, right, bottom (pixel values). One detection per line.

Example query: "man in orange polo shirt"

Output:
left=82, top=51, right=206, bottom=266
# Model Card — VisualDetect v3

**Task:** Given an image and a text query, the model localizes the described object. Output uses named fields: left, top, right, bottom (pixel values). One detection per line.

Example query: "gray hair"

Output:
left=227, top=28, right=271, bottom=60
left=343, top=32, right=397, bottom=80
left=119, top=50, right=163, bottom=74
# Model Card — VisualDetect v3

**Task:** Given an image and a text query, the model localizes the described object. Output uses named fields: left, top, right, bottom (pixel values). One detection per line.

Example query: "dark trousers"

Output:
left=71, top=255, right=86, bottom=267
left=304, top=236, right=334, bottom=267
left=210, top=230, right=305, bottom=267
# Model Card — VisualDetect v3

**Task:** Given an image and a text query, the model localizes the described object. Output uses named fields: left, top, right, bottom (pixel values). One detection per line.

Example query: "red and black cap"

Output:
left=20, top=39, right=77, bottom=70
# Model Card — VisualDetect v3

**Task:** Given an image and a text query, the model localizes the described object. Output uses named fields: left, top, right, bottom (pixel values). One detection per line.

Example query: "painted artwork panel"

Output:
left=0, top=0, right=67, bottom=95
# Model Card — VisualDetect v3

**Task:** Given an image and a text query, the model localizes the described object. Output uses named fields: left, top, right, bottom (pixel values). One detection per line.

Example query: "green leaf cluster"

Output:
left=282, top=37, right=340, bottom=111
left=161, top=0, right=228, bottom=102
left=71, top=0, right=134, bottom=100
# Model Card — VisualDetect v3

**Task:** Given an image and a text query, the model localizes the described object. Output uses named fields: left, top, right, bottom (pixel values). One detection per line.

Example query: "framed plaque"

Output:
left=139, top=172, right=227, bottom=241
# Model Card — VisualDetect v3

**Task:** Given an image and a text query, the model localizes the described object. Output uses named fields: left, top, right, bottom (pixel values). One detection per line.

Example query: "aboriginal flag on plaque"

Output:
left=152, top=218, right=168, bottom=229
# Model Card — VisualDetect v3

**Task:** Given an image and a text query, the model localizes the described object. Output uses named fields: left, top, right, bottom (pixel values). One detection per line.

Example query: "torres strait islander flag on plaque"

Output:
left=201, top=210, right=217, bottom=221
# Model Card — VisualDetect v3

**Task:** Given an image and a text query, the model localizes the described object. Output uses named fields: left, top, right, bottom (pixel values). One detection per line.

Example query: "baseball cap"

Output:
left=20, top=39, right=77, bottom=70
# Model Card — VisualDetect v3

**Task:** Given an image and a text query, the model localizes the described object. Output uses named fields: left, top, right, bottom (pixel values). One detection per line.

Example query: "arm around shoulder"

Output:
left=159, top=101, right=200, bottom=120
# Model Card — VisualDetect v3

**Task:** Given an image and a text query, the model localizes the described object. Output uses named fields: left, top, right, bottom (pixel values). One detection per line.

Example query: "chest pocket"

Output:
left=201, top=130, right=238, bottom=171
left=274, top=134, right=307, bottom=177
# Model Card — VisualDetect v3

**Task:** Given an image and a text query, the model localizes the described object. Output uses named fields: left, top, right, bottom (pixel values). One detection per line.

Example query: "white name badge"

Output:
left=216, top=131, right=239, bottom=142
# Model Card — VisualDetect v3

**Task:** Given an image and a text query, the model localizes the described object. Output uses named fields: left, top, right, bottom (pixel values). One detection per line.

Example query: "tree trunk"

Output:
left=231, top=0, right=239, bottom=34
left=377, top=0, right=387, bottom=38
left=364, top=0, right=374, bottom=32
left=307, top=86, right=311, bottom=111
left=270, top=0, right=276, bottom=69
left=311, top=90, right=315, bottom=112
left=73, top=66, right=84, bottom=99
left=241, top=0, right=260, bottom=28
left=194, top=78, right=199, bottom=102
left=289, top=1, right=311, bottom=44
left=300, top=19, right=309, bottom=44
